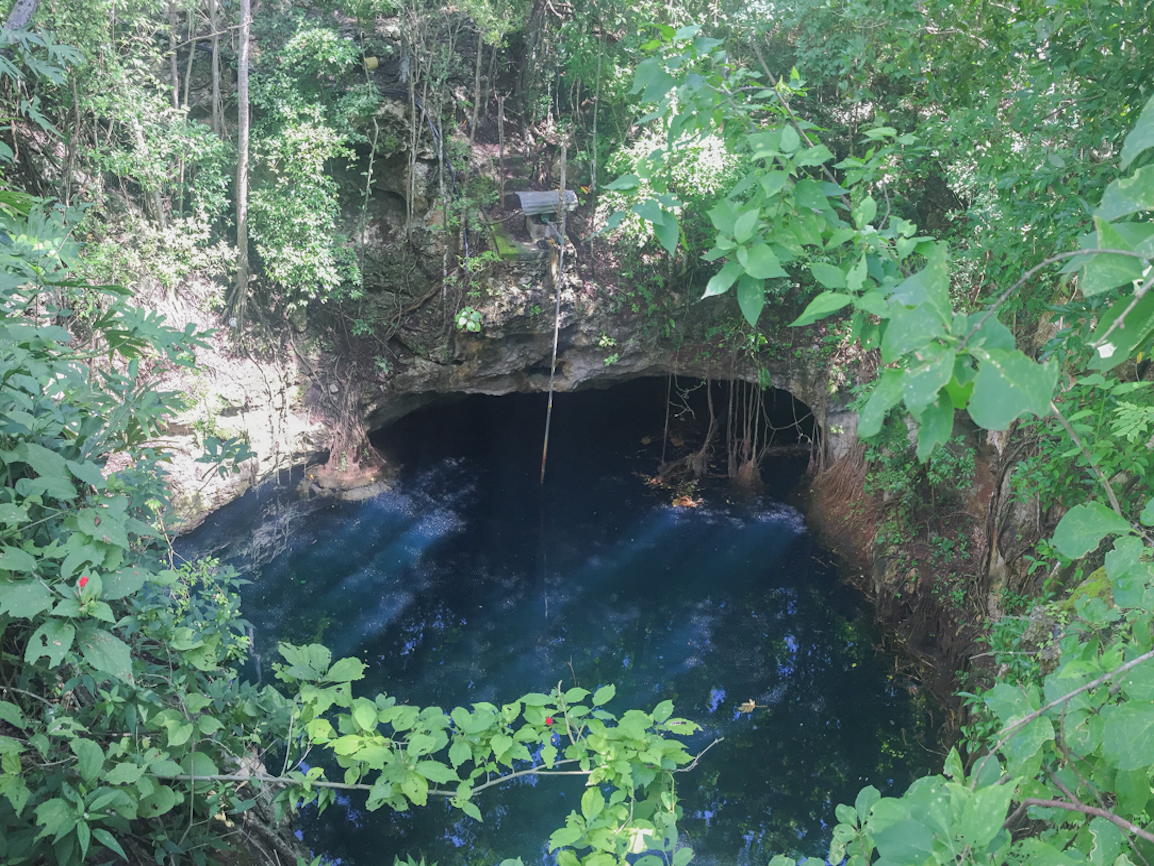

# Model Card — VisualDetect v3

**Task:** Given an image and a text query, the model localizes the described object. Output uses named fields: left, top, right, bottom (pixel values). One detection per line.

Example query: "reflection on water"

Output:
left=182, top=381, right=934, bottom=865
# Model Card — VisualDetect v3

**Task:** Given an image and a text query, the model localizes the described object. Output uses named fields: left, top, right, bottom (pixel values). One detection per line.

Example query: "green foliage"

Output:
left=248, top=18, right=372, bottom=307
left=455, top=306, right=482, bottom=332
left=276, top=655, right=700, bottom=863
left=0, top=185, right=703, bottom=865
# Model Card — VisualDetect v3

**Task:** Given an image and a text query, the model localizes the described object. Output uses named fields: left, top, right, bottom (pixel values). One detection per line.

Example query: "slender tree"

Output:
left=233, top=0, right=251, bottom=321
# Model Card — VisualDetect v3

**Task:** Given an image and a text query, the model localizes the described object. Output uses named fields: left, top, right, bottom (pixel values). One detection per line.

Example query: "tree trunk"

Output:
left=468, top=32, right=483, bottom=147
left=233, top=0, right=251, bottom=319
left=167, top=3, right=180, bottom=109
left=210, top=0, right=224, bottom=137
left=3, top=0, right=38, bottom=30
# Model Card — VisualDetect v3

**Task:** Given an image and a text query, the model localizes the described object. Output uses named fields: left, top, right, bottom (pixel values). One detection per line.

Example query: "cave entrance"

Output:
left=367, top=376, right=818, bottom=496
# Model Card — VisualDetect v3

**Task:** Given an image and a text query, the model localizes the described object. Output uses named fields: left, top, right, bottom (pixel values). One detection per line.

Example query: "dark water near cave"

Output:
left=181, top=379, right=935, bottom=866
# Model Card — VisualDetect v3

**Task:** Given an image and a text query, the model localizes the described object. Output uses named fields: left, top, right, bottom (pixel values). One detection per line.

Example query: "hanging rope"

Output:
left=540, top=143, right=568, bottom=484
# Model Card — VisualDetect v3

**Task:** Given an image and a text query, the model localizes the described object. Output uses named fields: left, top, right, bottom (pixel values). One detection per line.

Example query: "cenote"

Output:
left=181, top=377, right=937, bottom=865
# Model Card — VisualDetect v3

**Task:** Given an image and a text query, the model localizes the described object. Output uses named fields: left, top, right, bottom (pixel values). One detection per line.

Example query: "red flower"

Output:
left=78, top=576, right=89, bottom=589
left=545, top=716, right=554, bottom=726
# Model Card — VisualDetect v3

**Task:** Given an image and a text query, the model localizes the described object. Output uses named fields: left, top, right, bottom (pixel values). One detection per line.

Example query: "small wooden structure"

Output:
left=513, top=189, right=578, bottom=216
left=510, top=189, right=578, bottom=248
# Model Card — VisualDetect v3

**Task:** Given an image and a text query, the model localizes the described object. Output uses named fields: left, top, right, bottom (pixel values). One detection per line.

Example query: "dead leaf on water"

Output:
left=641, top=436, right=653, bottom=444
left=738, top=699, right=757, bottom=714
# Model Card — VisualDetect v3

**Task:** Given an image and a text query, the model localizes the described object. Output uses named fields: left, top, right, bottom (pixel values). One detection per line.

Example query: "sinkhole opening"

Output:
left=369, top=376, right=818, bottom=496
left=180, top=375, right=937, bottom=866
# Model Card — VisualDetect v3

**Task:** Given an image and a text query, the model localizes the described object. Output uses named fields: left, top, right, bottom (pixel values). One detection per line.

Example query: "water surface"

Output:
left=183, top=381, right=934, bottom=865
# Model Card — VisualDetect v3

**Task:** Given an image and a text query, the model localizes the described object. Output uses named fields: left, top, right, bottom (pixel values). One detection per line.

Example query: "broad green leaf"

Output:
left=870, top=801, right=935, bottom=863
left=1121, top=95, right=1154, bottom=169
left=835, top=803, right=858, bottom=826
left=631, top=58, right=676, bottom=104
left=914, top=395, right=954, bottom=462
left=903, top=345, right=955, bottom=413
left=415, top=761, right=458, bottom=784
left=0, top=579, right=54, bottom=618
left=853, top=196, right=877, bottom=229
left=857, top=369, right=904, bottom=439
left=1081, top=218, right=1146, bottom=296
left=793, top=179, right=830, bottom=213
left=35, top=797, right=77, bottom=842
left=855, top=290, right=888, bottom=317
left=76, top=624, right=133, bottom=681
left=708, top=200, right=738, bottom=235
left=14, top=442, right=76, bottom=501
left=654, top=213, right=679, bottom=255
left=592, top=684, right=616, bottom=706
left=25, top=619, right=75, bottom=667
left=734, top=209, right=759, bottom=244
left=1089, top=289, right=1154, bottom=370
left=71, top=738, right=103, bottom=783
left=550, top=825, right=583, bottom=851
left=809, top=262, right=847, bottom=289
left=1097, top=166, right=1154, bottom=221
left=795, top=144, right=834, bottom=167
left=846, top=255, right=868, bottom=292
left=780, top=125, right=800, bottom=153
left=881, top=302, right=945, bottom=363
left=1142, top=497, right=1154, bottom=527
left=890, top=244, right=951, bottom=326
left=960, top=783, right=1015, bottom=849
left=181, top=752, right=219, bottom=777
left=323, top=657, right=367, bottom=683
left=760, top=171, right=789, bottom=197
left=739, top=243, right=786, bottom=279
left=792, top=291, right=851, bottom=327
left=541, top=743, right=557, bottom=767
left=582, top=787, right=605, bottom=819
left=632, top=200, right=666, bottom=227
left=736, top=275, right=765, bottom=327
left=652, top=700, right=674, bottom=723
left=1104, top=701, right=1154, bottom=770
left=0, top=772, right=31, bottom=819
left=461, top=800, right=483, bottom=822
left=92, top=828, right=128, bottom=862
left=352, top=699, right=378, bottom=732
left=855, top=785, right=881, bottom=821
left=968, top=349, right=1057, bottom=430
left=0, top=546, right=37, bottom=573
left=704, top=260, right=743, bottom=298
left=603, top=174, right=639, bottom=191
left=964, top=314, right=1016, bottom=351
left=0, top=700, right=25, bottom=729
left=448, top=740, right=471, bottom=768
left=1053, top=502, right=1133, bottom=559
left=101, top=566, right=147, bottom=600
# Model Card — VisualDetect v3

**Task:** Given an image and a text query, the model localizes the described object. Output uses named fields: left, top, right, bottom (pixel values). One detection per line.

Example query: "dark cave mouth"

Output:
left=368, top=376, right=819, bottom=497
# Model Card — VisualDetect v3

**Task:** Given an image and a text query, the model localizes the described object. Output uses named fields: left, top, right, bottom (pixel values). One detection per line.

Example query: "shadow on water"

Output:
left=180, top=378, right=936, bottom=866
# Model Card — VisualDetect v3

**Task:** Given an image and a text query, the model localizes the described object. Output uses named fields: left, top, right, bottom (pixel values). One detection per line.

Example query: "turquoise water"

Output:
left=184, top=380, right=934, bottom=865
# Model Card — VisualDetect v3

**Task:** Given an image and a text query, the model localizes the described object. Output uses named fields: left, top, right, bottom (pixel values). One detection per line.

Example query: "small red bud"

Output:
left=545, top=716, right=553, bottom=726
left=78, top=576, right=89, bottom=589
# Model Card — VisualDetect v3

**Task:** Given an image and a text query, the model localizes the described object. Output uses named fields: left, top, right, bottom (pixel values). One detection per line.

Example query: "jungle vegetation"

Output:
left=1, top=0, right=1154, bottom=864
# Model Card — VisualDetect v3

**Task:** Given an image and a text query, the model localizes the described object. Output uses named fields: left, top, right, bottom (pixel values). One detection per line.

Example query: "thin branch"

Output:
left=960, top=249, right=1151, bottom=351
left=974, top=647, right=1154, bottom=788
left=1091, top=270, right=1154, bottom=349
left=0, top=685, right=55, bottom=707
left=169, top=739, right=723, bottom=798
left=1017, top=798, right=1154, bottom=844
left=1050, top=400, right=1124, bottom=516
left=673, top=736, right=723, bottom=773
left=747, top=40, right=851, bottom=212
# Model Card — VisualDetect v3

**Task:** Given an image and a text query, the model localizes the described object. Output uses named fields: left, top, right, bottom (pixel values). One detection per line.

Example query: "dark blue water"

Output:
left=183, top=380, right=934, bottom=866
